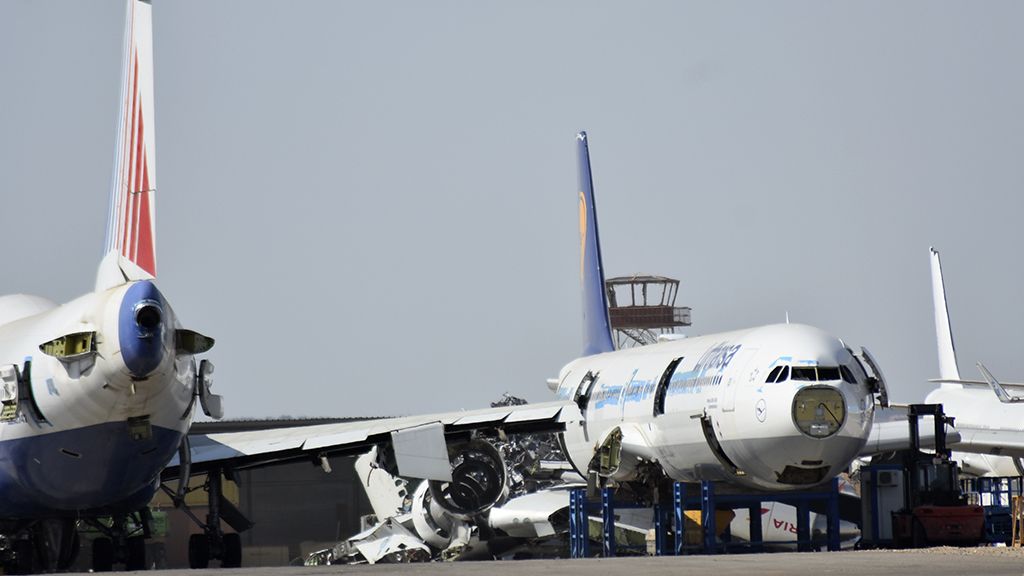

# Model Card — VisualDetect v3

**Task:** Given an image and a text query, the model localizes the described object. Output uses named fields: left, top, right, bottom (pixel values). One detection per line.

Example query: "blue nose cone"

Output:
left=118, top=281, right=167, bottom=378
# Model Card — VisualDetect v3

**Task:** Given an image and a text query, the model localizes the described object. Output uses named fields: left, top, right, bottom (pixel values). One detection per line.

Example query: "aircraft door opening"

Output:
left=573, top=371, right=599, bottom=413
left=653, top=357, right=684, bottom=416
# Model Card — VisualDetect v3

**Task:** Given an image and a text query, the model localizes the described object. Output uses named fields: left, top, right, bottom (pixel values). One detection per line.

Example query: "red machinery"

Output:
left=891, top=404, right=984, bottom=547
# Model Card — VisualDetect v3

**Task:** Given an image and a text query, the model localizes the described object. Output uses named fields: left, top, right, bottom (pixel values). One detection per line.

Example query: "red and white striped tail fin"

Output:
left=97, top=0, right=156, bottom=291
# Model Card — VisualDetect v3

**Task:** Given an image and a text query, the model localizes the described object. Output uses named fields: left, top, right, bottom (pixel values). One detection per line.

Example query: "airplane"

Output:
left=923, top=247, right=1024, bottom=478
left=0, top=0, right=220, bottom=572
left=171, top=131, right=889, bottom=565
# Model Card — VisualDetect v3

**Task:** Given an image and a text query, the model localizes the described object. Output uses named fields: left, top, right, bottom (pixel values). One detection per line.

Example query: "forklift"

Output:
left=891, top=404, right=985, bottom=548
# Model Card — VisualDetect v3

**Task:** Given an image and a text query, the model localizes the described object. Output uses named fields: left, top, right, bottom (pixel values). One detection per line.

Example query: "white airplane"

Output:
left=175, top=131, right=888, bottom=565
left=0, top=0, right=219, bottom=572
left=924, top=247, right=1024, bottom=478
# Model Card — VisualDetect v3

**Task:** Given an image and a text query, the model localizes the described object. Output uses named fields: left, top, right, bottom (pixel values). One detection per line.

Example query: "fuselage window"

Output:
left=776, top=366, right=790, bottom=382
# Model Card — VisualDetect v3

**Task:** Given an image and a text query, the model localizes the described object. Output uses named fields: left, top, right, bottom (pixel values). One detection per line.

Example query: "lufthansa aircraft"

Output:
left=175, top=132, right=888, bottom=563
left=0, top=0, right=219, bottom=572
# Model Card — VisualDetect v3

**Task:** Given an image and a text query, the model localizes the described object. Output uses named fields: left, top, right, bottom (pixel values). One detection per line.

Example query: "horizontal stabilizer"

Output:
left=977, top=362, right=1024, bottom=404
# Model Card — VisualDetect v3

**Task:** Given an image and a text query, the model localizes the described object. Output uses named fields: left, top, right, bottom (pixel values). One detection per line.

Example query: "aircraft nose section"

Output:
left=118, top=281, right=168, bottom=378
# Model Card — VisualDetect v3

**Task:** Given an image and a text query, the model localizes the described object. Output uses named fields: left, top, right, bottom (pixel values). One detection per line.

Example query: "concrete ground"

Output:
left=68, top=547, right=1024, bottom=576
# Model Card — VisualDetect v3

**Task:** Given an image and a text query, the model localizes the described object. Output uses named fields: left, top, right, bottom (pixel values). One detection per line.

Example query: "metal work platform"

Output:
left=569, top=479, right=843, bottom=557
left=605, top=275, right=691, bottom=348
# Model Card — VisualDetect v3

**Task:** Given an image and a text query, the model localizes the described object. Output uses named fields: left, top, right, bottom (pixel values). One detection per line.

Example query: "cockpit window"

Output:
left=791, top=366, right=843, bottom=382
left=765, top=365, right=792, bottom=383
left=840, top=365, right=856, bottom=384
left=791, top=367, right=817, bottom=381
left=817, top=367, right=840, bottom=381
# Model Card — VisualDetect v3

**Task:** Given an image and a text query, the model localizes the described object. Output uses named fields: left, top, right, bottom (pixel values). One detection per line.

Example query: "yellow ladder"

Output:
left=1012, top=495, right=1024, bottom=547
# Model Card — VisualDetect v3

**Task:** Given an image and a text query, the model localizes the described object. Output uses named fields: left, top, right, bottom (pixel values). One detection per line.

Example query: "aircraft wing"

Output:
left=859, top=408, right=961, bottom=456
left=951, top=426, right=1024, bottom=459
left=164, top=400, right=580, bottom=480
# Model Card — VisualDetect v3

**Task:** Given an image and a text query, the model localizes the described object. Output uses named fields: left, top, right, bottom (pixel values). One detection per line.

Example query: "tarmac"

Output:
left=68, top=547, right=1024, bottom=576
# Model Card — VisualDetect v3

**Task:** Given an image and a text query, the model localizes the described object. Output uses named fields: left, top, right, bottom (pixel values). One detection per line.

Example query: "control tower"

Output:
left=605, top=275, right=692, bottom=348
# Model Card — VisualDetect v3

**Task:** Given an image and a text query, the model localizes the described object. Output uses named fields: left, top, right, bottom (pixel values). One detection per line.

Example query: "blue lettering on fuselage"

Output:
left=582, top=342, right=747, bottom=410
left=667, top=342, right=742, bottom=396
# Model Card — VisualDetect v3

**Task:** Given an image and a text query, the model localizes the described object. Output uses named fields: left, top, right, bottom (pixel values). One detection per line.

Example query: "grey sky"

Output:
left=1, top=1, right=1022, bottom=419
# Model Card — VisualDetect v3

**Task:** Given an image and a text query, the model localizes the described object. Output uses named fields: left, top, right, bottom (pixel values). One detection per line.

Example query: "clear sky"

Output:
left=1, top=1, right=1022, bottom=419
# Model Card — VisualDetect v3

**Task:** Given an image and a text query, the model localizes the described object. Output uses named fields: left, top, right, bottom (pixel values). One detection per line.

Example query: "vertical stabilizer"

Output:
left=576, top=132, right=614, bottom=356
left=930, top=247, right=961, bottom=382
left=97, top=0, right=157, bottom=291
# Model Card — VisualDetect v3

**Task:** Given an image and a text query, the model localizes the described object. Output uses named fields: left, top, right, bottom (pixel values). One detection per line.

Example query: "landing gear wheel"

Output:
left=126, top=535, right=147, bottom=571
left=92, top=537, right=114, bottom=572
left=222, top=533, right=242, bottom=568
left=188, top=534, right=210, bottom=569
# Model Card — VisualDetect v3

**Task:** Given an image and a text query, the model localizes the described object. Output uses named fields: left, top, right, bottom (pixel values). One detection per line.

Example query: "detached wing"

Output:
left=164, top=401, right=579, bottom=480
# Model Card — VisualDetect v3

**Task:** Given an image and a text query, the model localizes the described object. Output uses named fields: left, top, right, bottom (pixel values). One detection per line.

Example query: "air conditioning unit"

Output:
left=878, top=471, right=899, bottom=487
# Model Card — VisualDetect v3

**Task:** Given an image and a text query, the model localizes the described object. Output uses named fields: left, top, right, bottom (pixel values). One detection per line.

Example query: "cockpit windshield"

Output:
left=790, top=366, right=849, bottom=382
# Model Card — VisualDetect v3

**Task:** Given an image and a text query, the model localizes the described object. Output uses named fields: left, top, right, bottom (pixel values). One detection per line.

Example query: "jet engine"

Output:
left=427, top=439, right=508, bottom=519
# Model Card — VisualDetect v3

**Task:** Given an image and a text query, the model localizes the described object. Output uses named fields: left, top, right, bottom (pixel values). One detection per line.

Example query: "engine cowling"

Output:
left=427, top=439, right=508, bottom=520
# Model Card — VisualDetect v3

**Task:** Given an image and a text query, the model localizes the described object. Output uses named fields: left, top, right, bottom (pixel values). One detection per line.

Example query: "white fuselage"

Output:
left=926, top=384, right=1024, bottom=477
left=0, top=282, right=194, bottom=517
left=556, top=323, right=875, bottom=491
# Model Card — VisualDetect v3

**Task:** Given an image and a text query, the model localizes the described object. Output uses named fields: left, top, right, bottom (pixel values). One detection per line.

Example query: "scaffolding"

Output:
left=606, top=275, right=692, bottom=348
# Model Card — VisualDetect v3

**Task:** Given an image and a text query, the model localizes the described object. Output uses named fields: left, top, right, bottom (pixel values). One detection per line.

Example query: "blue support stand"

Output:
left=827, top=476, right=840, bottom=551
left=701, top=481, right=717, bottom=554
left=673, top=482, right=685, bottom=555
left=747, top=502, right=763, bottom=553
left=569, top=488, right=590, bottom=558
left=602, top=486, right=616, bottom=557
left=654, top=503, right=670, bottom=556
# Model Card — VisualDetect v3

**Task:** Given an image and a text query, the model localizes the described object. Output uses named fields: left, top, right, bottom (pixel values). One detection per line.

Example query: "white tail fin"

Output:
left=930, top=247, right=961, bottom=382
left=97, top=0, right=156, bottom=291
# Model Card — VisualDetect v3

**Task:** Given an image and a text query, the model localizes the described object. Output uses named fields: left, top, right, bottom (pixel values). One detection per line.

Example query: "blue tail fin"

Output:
left=576, top=132, right=615, bottom=356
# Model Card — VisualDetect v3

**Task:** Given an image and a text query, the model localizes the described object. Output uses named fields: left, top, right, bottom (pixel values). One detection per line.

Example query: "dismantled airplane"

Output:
left=0, top=0, right=219, bottom=572
left=924, top=248, right=1024, bottom=477
left=172, top=131, right=892, bottom=563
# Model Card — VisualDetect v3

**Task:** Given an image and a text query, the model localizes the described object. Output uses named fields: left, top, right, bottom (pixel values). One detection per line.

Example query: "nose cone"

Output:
left=118, top=281, right=168, bottom=378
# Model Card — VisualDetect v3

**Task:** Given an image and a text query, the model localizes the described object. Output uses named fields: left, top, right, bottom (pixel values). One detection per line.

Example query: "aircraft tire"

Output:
left=92, top=537, right=114, bottom=572
left=222, top=533, right=242, bottom=568
left=188, top=534, right=210, bottom=569
left=126, top=535, right=146, bottom=571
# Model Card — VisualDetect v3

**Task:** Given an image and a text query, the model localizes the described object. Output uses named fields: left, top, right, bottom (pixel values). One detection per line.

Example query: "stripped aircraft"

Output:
left=174, top=132, right=890, bottom=563
left=0, top=0, right=219, bottom=571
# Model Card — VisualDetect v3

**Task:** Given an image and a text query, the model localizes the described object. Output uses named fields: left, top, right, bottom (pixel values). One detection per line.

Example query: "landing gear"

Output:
left=86, top=509, right=152, bottom=572
left=2, top=519, right=80, bottom=574
left=165, top=466, right=251, bottom=569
